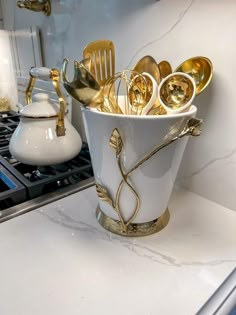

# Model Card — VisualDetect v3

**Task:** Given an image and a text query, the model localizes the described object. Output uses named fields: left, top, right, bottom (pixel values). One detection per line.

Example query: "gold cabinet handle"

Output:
left=17, top=0, right=51, bottom=16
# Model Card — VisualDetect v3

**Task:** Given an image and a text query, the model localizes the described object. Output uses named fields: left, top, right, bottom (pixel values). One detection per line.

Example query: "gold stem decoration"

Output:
left=96, top=118, right=202, bottom=231
left=115, top=139, right=140, bottom=232
left=96, top=183, right=127, bottom=232
left=110, top=129, right=140, bottom=232
left=126, top=118, right=202, bottom=177
left=96, top=128, right=141, bottom=233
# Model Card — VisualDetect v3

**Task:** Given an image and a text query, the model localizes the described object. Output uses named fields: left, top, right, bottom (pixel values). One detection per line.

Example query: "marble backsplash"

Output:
left=1, top=0, right=236, bottom=211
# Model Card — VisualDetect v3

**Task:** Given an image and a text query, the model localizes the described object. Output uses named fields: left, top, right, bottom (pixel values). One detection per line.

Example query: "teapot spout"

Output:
left=16, top=102, right=24, bottom=112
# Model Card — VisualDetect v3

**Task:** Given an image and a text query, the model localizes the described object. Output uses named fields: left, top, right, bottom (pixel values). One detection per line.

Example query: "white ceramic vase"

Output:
left=82, top=105, right=197, bottom=236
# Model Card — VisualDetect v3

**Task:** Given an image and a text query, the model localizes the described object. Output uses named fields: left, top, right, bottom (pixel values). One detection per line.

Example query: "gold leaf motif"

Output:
left=184, top=118, right=203, bottom=136
left=187, top=118, right=202, bottom=130
left=109, top=128, right=123, bottom=155
left=96, top=183, right=114, bottom=208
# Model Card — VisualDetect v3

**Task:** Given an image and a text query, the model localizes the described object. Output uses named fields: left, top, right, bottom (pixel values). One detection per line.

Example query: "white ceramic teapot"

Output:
left=9, top=67, right=82, bottom=166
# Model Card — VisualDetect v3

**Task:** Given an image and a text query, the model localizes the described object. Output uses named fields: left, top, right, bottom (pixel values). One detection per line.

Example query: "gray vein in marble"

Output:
left=39, top=210, right=179, bottom=266
left=119, top=241, right=236, bottom=267
left=181, top=146, right=236, bottom=180
left=126, top=0, right=196, bottom=68
left=38, top=208, right=236, bottom=268
left=39, top=209, right=102, bottom=234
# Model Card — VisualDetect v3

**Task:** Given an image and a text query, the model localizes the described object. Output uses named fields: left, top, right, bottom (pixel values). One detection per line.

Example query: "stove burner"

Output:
left=30, top=163, right=72, bottom=181
left=31, top=166, right=56, bottom=180
left=50, top=163, right=70, bottom=173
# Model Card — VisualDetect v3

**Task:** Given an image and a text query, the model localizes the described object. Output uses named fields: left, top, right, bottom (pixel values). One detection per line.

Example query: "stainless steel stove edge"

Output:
left=0, top=177, right=95, bottom=223
left=197, top=268, right=236, bottom=315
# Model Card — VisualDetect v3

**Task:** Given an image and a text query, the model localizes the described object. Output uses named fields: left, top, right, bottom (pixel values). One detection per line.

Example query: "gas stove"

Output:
left=0, top=111, right=94, bottom=222
left=0, top=111, right=19, bottom=154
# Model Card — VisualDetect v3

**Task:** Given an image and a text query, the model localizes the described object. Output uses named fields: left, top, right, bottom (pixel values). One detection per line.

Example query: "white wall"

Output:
left=0, top=1, right=3, bottom=29
left=0, top=29, right=18, bottom=108
left=1, top=0, right=236, bottom=212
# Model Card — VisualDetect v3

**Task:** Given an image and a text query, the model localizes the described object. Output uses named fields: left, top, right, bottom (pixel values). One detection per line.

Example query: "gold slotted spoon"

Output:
left=83, top=40, right=115, bottom=87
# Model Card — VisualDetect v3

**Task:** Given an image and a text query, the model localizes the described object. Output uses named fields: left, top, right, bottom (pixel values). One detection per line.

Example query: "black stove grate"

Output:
left=0, top=144, right=93, bottom=199
left=0, top=111, right=20, bottom=155
left=0, top=111, right=20, bottom=124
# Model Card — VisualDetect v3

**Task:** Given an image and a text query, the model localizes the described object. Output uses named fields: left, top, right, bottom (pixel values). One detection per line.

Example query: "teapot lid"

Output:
left=20, top=93, right=59, bottom=118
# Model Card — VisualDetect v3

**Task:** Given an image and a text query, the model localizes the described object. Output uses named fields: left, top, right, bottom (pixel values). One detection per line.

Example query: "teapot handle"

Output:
left=29, top=67, right=52, bottom=81
left=25, top=67, right=66, bottom=137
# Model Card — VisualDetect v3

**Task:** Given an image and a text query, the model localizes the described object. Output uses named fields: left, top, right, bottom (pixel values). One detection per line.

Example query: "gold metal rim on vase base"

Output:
left=96, top=206, right=170, bottom=237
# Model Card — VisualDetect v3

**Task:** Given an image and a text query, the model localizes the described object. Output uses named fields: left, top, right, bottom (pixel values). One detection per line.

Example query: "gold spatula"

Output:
left=83, top=40, right=115, bottom=87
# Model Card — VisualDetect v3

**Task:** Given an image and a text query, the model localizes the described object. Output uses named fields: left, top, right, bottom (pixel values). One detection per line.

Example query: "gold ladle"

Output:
left=158, top=72, right=196, bottom=114
left=175, top=56, right=213, bottom=95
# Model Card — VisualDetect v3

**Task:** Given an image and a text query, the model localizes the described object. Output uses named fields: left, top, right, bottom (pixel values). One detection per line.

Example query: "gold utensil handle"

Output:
left=25, top=67, right=66, bottom=137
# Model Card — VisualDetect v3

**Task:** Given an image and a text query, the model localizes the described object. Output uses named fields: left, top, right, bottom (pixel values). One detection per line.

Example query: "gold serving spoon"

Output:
left=158, top=60, right=172, bottom=80
left=133, top=55, right=161, bottom=85
left=175, top=56, right=213, bottom=95
left=61, top=58, right=104, bottom=107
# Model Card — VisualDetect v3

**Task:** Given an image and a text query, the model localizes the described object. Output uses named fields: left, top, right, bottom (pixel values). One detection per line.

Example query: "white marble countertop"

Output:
left=0, top=186, right=236, bottom=315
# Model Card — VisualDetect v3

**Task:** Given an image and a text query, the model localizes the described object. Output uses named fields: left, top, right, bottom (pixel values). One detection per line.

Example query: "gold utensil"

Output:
left=61, top=58, right=104, bottom=107
left=80, top=57, right=92, bottom=71
left=103, top=70, right=154, bottom=115
left=128, top=73, right=151, bottom=115
left=158, top=72, right=196, bottom=114
left=130, top=72, right=159, bottom=115
left=146, top=100, right=167, bottom=115
left=158, top=61, right=172, bottom=80
left=103, top=70, right=135, bottom=114
left=175, top=56, right=213, bottom=95
left=133, top=55, right=161, bottom=85
left=83, top=40, right=115, bottom=87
